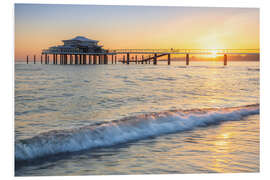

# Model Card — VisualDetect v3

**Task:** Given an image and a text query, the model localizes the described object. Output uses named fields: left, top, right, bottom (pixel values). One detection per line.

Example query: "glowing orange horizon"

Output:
left=15, top=5, right=259, bottom=61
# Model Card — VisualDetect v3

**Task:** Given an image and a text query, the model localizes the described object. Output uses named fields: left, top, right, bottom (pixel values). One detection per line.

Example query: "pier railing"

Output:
left=42, top=48, right=259, bottom=55
left=108, top=49, right=260, bottom=55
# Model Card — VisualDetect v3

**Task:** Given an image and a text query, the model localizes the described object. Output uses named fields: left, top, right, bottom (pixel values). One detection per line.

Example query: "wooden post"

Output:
left=98, top=55, right=101, bottom=64
left=153, top=53, right=157, bottom=65
left=45, top=54, right=47, bottom=64
left=70, top=54, right=72, bottom=64
left=93, top=55, right=97, bottom=64
left=103, top=55, right=106, bottom=64
left=168, top=53, right=171, bottom=65
left=224, top=54, right=227, bottom=66
left=123, top=55, right=125, bottom=64
left=186, top=54, right=189, bottom=66
left=26, top=55, right=29, bottom=64
left=135, top=55, right=138, bottom=64
left=53, top=54, right=55, bottom=64
left=89, top=55, right=91, bottom=64
left=79, top=54, right=82, bottom=64
left=75, top=55, right=78, bottom=64
left=100, top=55, right=102, bottom=64
left=34, top=55, right=36, bottom=64
left=127, top=53, right=130, bottom=64
left=111, top=55, right=114, bottom=64
left=54, top=54, right=56, bottom=64
left=41, top=55, right=43, bottom=64
left=47, top=55, right=50, bottom=64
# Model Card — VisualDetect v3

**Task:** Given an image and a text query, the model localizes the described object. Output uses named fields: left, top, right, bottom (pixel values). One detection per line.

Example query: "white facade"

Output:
left=46, top=36, right=105, bottom=53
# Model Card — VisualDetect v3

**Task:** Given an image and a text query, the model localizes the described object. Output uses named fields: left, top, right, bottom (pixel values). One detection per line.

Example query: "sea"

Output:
left=14, top=61, right=260, bottom=176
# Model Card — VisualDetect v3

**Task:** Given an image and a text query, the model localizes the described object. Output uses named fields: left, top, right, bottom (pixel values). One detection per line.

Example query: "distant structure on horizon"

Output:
left=45, top=36, right=107, bottom=53
left=34, top=36, right=259, bottom=65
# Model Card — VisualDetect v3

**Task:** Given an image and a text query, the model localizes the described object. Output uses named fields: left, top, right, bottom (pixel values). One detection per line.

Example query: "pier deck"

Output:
left=26, top=49, right=259, bottom=65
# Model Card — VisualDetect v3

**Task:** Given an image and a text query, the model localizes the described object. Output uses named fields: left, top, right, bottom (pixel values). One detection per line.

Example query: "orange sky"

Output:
left=15, top=4, right=259, bottom=61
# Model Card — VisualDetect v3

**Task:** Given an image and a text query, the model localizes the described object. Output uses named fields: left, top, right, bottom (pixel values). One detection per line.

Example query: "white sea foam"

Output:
left=15, top=104, right=259, bottom=161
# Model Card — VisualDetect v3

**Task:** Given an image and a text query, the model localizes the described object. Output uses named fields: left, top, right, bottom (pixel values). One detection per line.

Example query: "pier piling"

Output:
left=70, top=54, right=73, bottom=64
left=93, top=55, right=97, bottom=64
left=186, top=54, right=189, bottom=66
left=53, top=54, right=55, bottom=64
left=153, top=54, right=157, bottom=65
left=127, top=53, right=130, bottom=64
left=34, top=55, right=36, bottom=64
left=224, top=54, right=227, bottom=66
left=168, top=54, right=171, bottom=65
left=123, top=56, right=125, bottom=64
left=45, top=54, right=47, bottom=64
left=89, top=55, right=91, bottom=64
left=26, top=56, right=28, bottom=64
left=75, top=55, right=78, bottom=64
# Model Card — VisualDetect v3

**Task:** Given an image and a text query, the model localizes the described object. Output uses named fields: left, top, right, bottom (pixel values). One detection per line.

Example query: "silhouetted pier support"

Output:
left=45, top=54, right=48, bottom=64
left=74, top=55, right=78, bottom=64
left=70, top=54, right=73, bottom=64
left=33, top=55, right=36, bottom=64
left=186, top=54, right=189, bottom=66
left=127, top=53, right=130, bottom=64
left=41, top=55, right=43, bottom=64
left=168, top=54, right=171, bottom=65
left=123, top=56, right=125, bottom=64
left=93, top=55, right=97, bottom=64
left=82, top=55, right=86, bottom=64
left=224, top=54, right=227, bottom=66
left=53, top=54, right=55, bottom=64
left=135, top=55, right=138, bottom=64
left=111, top=55, right=114, bottom=64
left=97, top=55, right=101, bottom=64
left=153, top=53, right=157, bottom=65
left=79, top=54, right=82, bottom=64
left=26, top=56, right=29, bottom=64
left=89, top=55, right=92, bottom=64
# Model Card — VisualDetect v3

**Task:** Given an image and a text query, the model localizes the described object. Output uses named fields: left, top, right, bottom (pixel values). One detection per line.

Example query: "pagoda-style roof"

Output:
left=63, top=36, right=99, bottom=43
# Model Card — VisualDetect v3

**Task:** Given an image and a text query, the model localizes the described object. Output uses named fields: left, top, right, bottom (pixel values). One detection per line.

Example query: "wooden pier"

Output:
left=26, top=49, right=259, bottom=66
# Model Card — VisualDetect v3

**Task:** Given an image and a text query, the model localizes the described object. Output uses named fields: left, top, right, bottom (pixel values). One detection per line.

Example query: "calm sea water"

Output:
left=15, top=61, right=260, bottom=176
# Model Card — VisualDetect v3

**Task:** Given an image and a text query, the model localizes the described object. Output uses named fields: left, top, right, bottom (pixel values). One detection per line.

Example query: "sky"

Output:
left=14, top=4, right=259, bottom=60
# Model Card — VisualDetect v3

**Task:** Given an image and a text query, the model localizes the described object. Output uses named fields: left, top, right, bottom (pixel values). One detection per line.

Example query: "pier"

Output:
left=28, top=48, right=259, bottom=66
left=26, top=37, right=259, bottom=66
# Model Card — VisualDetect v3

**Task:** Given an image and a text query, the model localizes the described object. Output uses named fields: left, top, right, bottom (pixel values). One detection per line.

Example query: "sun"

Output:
left=202, top=50, right=222, bottom=59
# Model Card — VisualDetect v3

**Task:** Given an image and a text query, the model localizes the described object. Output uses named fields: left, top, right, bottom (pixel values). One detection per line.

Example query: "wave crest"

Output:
left=15, top=104, right=259, bottom=161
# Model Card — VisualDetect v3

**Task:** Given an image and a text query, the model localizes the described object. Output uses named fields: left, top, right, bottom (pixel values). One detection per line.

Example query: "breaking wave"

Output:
left=15, top=104, right=259, bottom=161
